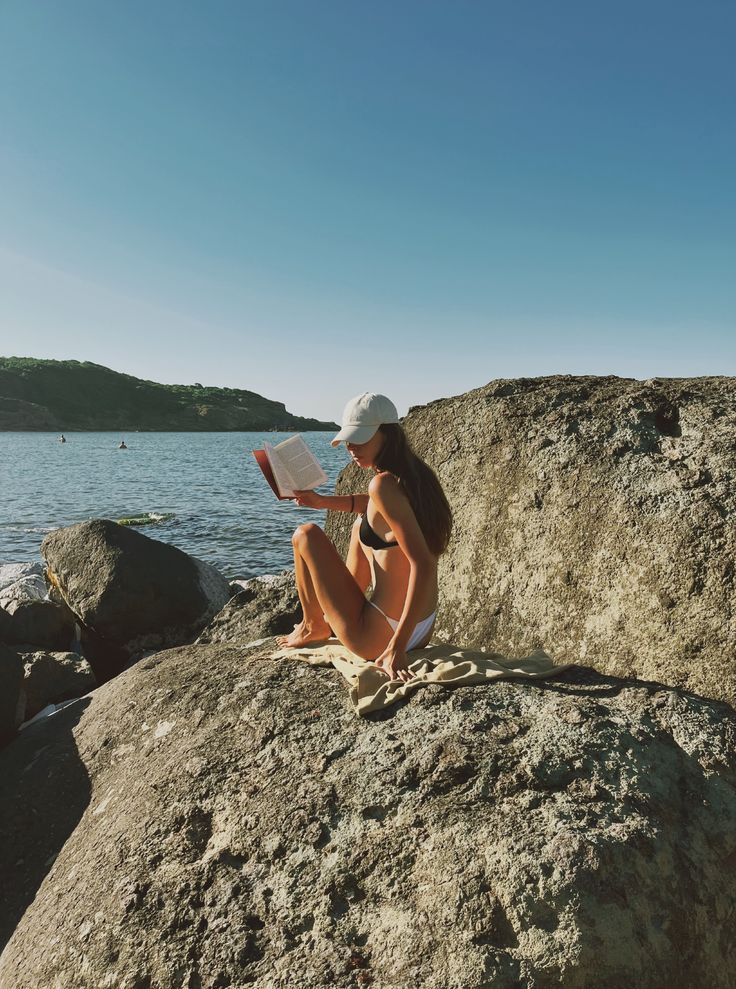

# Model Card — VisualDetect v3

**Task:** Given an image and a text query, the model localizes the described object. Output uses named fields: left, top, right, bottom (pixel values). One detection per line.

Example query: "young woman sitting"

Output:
left=277, top=392, right=452, bottom=682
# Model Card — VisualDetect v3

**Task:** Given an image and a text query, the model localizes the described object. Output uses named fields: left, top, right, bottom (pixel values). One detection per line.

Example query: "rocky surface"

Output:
left=1, top=638, right=735, bottom=988
left=1, top=599, right=76, bottom=651
left=197, top=572, right=300, bottom=646
left=22, top=651, right=96, bottom=720
left=0, top=567, right=46, bottom=609
left=327, top=375, right=736, bottom=707
left=0, top=562, right=45, bottom=594
left=0, top=644, right=25, bottom=741
left=0, top=562, right=77, bottom=652
left=41, top=519, right=232, bottom=682
left=0, top=605, right=12, bottom=643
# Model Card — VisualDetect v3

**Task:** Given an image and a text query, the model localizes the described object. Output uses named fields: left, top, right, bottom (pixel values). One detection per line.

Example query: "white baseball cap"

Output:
left=331, top=392, right=399, bottom=446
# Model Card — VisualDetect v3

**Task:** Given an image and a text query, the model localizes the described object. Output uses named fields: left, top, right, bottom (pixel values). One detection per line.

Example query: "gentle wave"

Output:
left=117, top=512, right=176, bottom=527
left=0, top=525, right=56, bottom=534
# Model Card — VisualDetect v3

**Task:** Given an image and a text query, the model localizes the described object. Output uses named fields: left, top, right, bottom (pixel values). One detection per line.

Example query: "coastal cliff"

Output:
left=0, top=358, right=338, bottom=432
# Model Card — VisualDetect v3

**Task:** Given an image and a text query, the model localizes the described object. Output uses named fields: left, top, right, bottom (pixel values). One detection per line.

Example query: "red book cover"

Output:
left=252, top=449, right=294, bottom=500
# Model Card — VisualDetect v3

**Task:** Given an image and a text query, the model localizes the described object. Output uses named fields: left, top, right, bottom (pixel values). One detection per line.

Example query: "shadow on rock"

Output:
left=0, top=698, right=92, bottom=952
left=365, top=662, right=736, bottom=727
left=527, top=663, right=736, bottom=713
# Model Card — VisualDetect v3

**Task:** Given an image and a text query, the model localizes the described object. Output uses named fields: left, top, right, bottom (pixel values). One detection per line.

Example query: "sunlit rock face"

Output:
left=1, top=640, right=735, bottom=988
left=328, top=375, right=736, bottom=706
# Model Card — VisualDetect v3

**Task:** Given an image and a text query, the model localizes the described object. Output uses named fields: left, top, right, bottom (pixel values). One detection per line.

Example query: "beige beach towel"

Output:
left=272, top=640, right=574, bottom=715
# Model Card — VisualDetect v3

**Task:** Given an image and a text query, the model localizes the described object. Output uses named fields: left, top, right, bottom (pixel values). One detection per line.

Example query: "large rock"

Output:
left=1, top=640, right=735, bottom=987
left=0, top=644, right=25, bottom=742
left=327, top=375, right=736, bottom=707
left=197, top=571, right=300, bottom=646
left=0, top=562, right=45, bottom=595
left=22, top=651, right=96, bottom=719
left=41, top=519, right=232, bottom=681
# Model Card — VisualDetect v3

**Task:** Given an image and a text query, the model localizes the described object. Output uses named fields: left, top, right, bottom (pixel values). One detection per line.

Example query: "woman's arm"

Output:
left=368, top=473, right=435, bottom=676
left=293, top=491, right=369, bottom=513
left=346, top=516, right=372, bottom=593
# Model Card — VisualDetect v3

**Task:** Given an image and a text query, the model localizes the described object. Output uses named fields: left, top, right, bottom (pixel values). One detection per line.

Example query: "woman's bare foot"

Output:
left=277, top=619, right=332, bottom=648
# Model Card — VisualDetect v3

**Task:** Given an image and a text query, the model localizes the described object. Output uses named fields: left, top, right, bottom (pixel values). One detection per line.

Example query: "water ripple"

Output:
left=1, top=431, right=349, bottom=578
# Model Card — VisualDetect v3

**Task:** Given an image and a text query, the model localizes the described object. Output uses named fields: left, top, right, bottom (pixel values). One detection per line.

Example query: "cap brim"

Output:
left=330, top=423, right=380, bottom=447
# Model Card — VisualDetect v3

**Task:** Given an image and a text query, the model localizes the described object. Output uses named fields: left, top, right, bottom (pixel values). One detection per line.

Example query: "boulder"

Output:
left=197, top=571, right=300, bottom=646
left=0, top=562, right=44, bottom=595
left=22, top=651, right=96, bottom=719
left=0, top=644, right=25, bottom=741
left=327, top=375, right=736, bottom=707
left=1, top=640, right=735, bottom=987
left=41, top=519, right=232, bottom=681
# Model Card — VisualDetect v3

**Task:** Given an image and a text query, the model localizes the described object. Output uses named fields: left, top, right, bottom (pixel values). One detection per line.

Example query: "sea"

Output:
left=1, top=431, right=351, bottom=579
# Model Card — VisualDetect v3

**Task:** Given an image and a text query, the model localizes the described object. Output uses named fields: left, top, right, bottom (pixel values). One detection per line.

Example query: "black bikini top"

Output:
left=359, top=513, right=399, bottom=550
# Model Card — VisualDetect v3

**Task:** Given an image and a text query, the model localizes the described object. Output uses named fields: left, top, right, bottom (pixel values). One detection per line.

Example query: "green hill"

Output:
left=0, top=358, right=338, bottom=432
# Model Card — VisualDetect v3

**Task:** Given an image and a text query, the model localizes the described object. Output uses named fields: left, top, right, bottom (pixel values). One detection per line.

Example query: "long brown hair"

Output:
left=374, top=423, right=452, bottom=556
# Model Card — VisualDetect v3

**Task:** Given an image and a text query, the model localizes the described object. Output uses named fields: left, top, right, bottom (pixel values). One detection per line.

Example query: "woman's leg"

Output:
left=277, top=523, right=393, bottom=658
left=278, top=528, right=333, bottom=647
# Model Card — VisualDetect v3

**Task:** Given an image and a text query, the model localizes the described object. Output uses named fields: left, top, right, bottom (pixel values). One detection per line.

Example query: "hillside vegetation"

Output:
left=0, top=358, right=337, bottom=431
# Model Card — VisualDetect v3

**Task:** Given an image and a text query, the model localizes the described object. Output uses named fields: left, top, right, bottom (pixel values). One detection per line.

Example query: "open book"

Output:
left=252, top=434, right=328, bottom=500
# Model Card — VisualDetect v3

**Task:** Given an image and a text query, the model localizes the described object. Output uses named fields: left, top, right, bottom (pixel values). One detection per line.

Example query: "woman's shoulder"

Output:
left=368, top=471, right=402, bottom=501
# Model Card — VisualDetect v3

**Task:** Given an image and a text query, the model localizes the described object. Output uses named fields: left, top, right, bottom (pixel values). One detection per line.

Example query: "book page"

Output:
left=272, top=434, right=328, bottom=491
left=264, top=441, right=297, bottom=498
left=252, top=448, right=288, bottom=499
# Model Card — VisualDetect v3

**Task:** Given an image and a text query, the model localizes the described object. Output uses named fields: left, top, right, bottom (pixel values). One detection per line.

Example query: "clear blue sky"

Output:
left=1, top=0, right=733, bottom=421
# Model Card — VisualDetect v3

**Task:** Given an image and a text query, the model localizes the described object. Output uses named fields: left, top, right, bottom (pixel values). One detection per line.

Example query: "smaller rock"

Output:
left=22, top=651, right=96, bottom=719
left=0, top=573, right=48, bottom=613
left=198, top=571, right=299, bottom=645
left=42, top=519, right=233, bottom=681
left=2, top=599, right=76, bottom=651
left=0, top=562, right=44, bottom=595
left=0, top=644, right=25, bottom=741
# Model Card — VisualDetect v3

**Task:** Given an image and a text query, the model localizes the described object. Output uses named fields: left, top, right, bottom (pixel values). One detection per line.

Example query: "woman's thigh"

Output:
left=296, top=524, right=393, bottom=660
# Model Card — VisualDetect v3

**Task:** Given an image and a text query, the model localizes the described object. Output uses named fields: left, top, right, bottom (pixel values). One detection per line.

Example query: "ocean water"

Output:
left=1, top=432, right=351, bottom=578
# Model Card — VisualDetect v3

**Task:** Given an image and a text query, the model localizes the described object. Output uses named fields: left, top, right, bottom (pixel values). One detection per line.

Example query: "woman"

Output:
left=277, top=393, right=452, bottom=682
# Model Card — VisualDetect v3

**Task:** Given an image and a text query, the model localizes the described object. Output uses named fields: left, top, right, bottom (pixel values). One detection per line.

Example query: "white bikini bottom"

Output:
left=368, top=600, right=437, bottom=651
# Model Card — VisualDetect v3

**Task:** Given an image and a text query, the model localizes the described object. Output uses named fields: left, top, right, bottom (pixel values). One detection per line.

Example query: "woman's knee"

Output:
left=292, top=522, right=323, bottom=546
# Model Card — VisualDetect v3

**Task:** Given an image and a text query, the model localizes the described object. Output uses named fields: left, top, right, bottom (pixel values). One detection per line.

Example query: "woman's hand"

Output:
left=374, top=645, right=414, bottom=682
left=293, top=489, right=324, bottom=509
